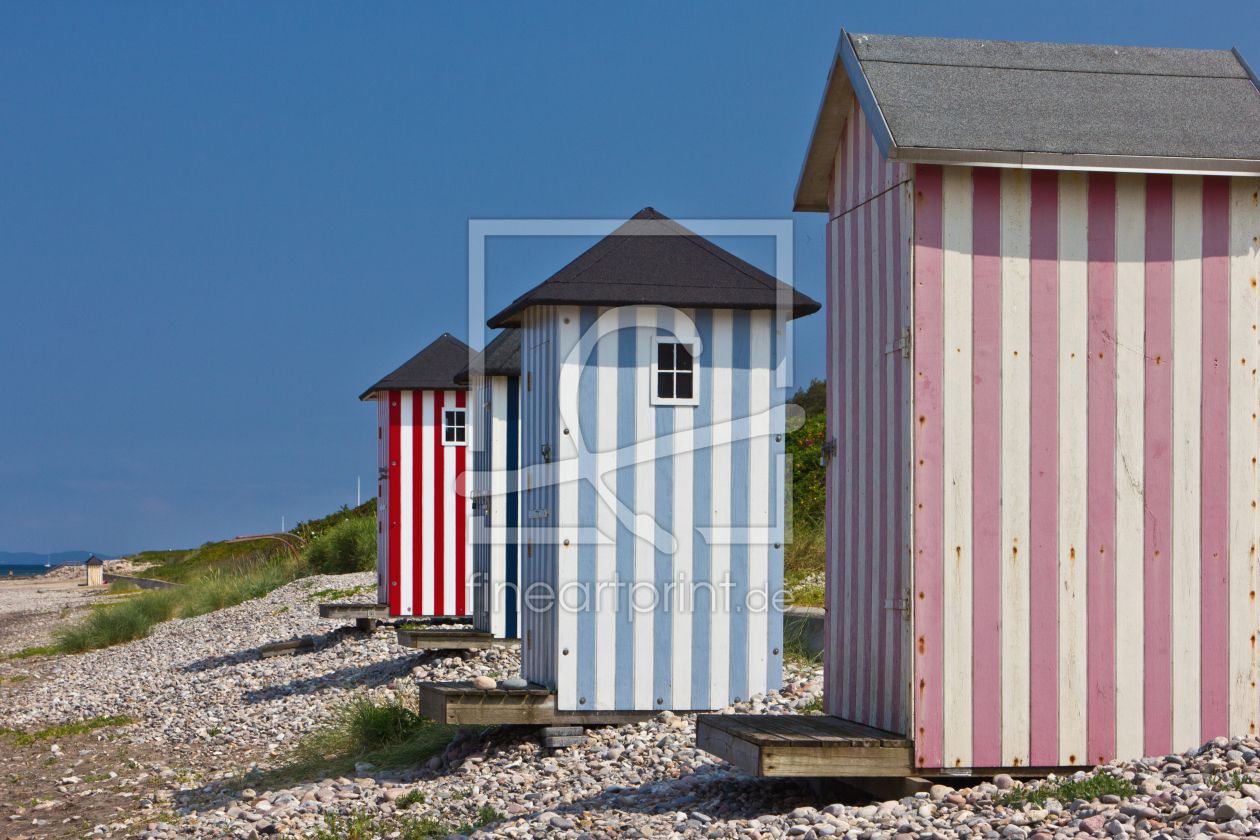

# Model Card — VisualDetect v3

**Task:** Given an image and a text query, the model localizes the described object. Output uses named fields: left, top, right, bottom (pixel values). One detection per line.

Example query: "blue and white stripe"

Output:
left=519, top=304, right=786, bottom=711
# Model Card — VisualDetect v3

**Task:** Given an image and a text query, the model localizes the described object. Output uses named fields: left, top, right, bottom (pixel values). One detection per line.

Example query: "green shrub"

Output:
left=786, top=411, right=826, bottom=524
left=304, top=516, right=377, bottom=575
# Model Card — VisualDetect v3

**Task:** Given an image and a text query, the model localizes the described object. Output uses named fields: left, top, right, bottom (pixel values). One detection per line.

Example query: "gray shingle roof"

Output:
left=359, top=333, right=472, bottom=401
left=486, top=208, right=820, bottom=328
left=794, top=31, right=1260, bottom=211
left=453, top=328, right=521, bottom=385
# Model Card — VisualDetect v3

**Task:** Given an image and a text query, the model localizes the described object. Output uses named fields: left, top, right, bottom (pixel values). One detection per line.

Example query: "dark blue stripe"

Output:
left=505, top=375, right=520, bottom=640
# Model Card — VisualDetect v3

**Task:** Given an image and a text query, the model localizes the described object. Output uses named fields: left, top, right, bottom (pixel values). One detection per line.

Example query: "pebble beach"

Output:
left=2, top=572, right=1260, bottom=840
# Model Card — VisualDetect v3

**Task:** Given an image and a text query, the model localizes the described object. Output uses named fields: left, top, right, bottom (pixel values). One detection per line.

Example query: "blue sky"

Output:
left=1, top=2, right=1254, bottom=555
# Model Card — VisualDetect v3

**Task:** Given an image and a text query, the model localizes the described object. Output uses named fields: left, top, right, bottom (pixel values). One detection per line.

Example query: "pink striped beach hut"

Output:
left=707, top=30, right=1260, bottom=777
left=361, top=333, right=474, bottom=619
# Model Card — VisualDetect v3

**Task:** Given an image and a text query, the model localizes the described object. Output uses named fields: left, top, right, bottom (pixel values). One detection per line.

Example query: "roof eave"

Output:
left=490, top=299, right=821, bottom=327
left=793, top=29, right=898, bottom=213
left=888, top=145, right=1260, bottom=176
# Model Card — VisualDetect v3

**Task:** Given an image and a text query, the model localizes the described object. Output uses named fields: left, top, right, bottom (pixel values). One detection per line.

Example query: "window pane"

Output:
left=657, top=371, right=674, bottom=399
left=453, top=410, right=464, bottom=427
left=455, top=428, right=465, bottom=442
left=676, top=343, right=693, bottom=372
left=445, top=411, right=455, bottom=427
left=445, top=427, right=455, bottom=442
left=675, top=372, right=693, bottom=399
left=657, top=341, right=674, bottom=372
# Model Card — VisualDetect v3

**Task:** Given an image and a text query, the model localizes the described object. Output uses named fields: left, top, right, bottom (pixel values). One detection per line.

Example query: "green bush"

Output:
left=786, top=411, right=827, bottom=524
left=304, top=516, right=377, bottom=575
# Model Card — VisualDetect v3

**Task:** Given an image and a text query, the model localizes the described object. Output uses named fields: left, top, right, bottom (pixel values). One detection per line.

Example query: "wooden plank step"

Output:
left=695, top=714, right=914, bottom=778
left=395, top=628, right=520, bottom=651
left=318, top=602, right=392, bottom=619
left=259, top=637, right=316, bottom=659
left=540, top=727, right=584, bottom=737
left=414, top=681, right=665, bottom=726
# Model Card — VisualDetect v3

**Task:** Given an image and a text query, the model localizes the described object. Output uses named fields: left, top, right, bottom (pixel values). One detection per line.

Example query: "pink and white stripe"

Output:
left=826, top=100, right=1260, bottom=768
left=825, top=100, right=913, bottom=737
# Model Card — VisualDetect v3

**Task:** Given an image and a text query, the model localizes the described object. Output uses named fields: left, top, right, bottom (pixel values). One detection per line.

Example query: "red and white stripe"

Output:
left=827, top=98, right=1260, bottom=768
left=379, top=389, right=471, bottom=617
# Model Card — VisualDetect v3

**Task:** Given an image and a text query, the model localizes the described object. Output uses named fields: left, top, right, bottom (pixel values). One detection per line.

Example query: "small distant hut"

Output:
left=360, top=333, right=474, bottom=618
left=84, top=556, right=104, bottom=586
left=455, top=328, right=523, bottom=640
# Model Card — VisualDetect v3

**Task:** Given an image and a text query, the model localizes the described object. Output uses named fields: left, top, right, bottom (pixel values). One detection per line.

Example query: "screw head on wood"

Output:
left=562, top=648, right=569, bottom=655
left=657, top=698, right=664, bottom=704
left=773, top=648, right=780, bottom=655
left=579, top=697, right=586, bottom=704
left=563, top=539, right=570, bottom=546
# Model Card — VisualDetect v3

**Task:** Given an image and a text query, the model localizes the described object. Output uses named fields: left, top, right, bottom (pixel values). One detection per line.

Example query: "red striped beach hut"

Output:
left=791, top=31, right=1260, bottom=774
left=361, top=333, right=474, bottom=618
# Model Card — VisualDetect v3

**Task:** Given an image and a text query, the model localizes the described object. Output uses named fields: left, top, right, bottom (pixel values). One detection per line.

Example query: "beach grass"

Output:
left=784, top=516, right=824, bottom=608
left=265, top=691, right=459, bottom=783
left=304, top=516, right=377, bottom=576
left=54, top=558, right=309, bottom=654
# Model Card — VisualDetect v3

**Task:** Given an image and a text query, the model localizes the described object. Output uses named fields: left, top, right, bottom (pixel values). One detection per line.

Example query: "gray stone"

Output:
left=994, top=775, right=1015, bottom=791
left=499, top=678, right=528, bottom=689
left=1216, top=800, right=1247, bottom=822
left=930, top=785, right=953, bottom=801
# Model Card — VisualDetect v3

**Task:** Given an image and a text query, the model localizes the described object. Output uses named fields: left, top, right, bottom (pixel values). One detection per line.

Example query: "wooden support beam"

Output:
left=415, top=681, right=666, bottom=726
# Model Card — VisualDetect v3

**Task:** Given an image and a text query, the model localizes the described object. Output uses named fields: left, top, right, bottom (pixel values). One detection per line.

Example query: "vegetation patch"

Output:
left=997, top=772, right=1136, bottom=807
left=268, top=692, right=458, bottom=783
left=292, top=499, right=377, bottom=542
left=312, top=805, right=503, bottom=840
left=305, top=517, right=377, bottom=576
left=0, top=715, right=134, bottom=746
left=54, top=558, right=308, bottom=654
left=308, top=583, right=375, bottom=602
left=4, top=645, right=59, bottom=661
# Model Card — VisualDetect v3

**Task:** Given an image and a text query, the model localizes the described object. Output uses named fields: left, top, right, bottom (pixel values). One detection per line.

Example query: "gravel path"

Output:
left=7, top=573, right=1260, bottom=840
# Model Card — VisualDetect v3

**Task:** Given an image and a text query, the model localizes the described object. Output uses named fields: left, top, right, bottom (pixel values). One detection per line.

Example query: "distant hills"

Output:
left=0, top=550, right=120, bottom=566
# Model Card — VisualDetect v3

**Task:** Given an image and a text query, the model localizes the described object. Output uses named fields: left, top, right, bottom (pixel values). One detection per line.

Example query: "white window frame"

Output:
left=649, top=336, right=700, bottom=407
left=442, top=407, right=467, bottom=446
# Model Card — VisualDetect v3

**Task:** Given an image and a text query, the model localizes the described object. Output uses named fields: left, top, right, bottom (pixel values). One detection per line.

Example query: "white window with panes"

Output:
left=650, top=337, right=699, bottom=406
left=442, top=408, right=466, bottom=445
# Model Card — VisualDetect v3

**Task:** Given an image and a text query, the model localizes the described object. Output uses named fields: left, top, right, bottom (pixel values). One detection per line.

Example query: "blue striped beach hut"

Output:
left=457, top=328, right=524, bottom=640
left=486, top=208, right=821, bottom=712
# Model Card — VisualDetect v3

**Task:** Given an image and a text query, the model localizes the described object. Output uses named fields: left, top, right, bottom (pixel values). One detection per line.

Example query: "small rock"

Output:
left=993, top=774, right=1014, bottom=791
left=1217, top=800, right=1248, bottom=822
left=499, top=678, right=528, bottom=689
left=472, top=676, right=496, bottom=690
left=929, top=784, right=953, bottom=801
left=550, top=816, right=575, bottom=829
left=1080, top=815, right=1107, bottom=833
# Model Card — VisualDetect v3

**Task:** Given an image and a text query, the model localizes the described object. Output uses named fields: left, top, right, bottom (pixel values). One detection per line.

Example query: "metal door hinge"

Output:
left=884, top=327, right=912, bottom=359
left=529, top=508, right=550, bottom=520
left=541, top=443, right=552, bottom=463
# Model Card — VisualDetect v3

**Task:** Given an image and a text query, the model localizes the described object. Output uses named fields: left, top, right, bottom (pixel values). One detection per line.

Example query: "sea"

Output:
left=0, top=564, right=55, bottom=579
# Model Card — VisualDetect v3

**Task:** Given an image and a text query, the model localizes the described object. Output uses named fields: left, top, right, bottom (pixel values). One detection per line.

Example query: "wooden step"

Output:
left=395, top=627, right=520, bottom=651
left=415, top=681, right=663, bottom=726
left=695, top=714, right=914, bottom=778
